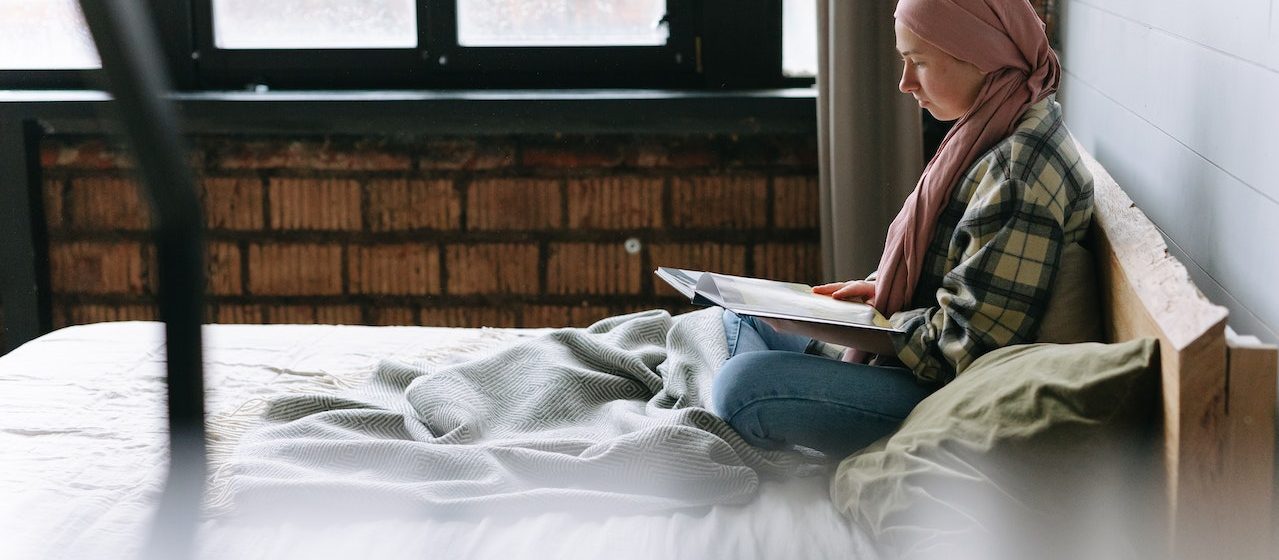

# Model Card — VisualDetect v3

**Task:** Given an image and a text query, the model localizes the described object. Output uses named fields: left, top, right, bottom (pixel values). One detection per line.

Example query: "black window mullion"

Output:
left=699, top=0, right=784, bottom=88
left=191, top=0, right=215, bottom=59
left=190, top=0, right=224, bottom=87
left=145, top=0, right=197, bottom=90
left=664, top=0, right=698, bottom=72
left=424, top=0, right=457, bottom=74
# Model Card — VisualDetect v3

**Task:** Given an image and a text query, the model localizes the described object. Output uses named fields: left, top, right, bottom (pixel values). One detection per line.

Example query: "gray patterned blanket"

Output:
left=221, top=308, right=824, bottom=519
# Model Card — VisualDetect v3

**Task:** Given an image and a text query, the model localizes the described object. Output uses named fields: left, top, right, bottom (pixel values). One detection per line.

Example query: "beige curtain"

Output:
left=816, top=0, right=923, bottom=282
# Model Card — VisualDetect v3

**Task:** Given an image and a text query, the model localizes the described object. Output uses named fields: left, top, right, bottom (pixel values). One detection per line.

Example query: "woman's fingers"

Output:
left=832, top=284, right=870, bottom=299
left=812, top=281, right=875, bottom=301
left=831, top=281, right=876, bottom=301
left=811, top=282, right=845, bottom=295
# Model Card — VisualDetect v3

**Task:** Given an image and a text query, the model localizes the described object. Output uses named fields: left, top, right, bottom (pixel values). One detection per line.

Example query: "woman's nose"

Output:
left=899, top=68, right=917, bottom=93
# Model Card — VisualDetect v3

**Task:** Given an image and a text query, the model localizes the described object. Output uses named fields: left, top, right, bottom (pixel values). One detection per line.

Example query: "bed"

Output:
left=0, top=145, right=1274, bottom=560
left=0, top=321, right=880, bottom=560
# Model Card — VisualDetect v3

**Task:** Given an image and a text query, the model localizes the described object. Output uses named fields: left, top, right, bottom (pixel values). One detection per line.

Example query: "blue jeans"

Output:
left=710, top=311, right=936, bottom=459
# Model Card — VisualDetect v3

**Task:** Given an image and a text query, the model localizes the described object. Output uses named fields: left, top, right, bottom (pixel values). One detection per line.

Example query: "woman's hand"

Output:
left=812, top=280, right=876, bottom=303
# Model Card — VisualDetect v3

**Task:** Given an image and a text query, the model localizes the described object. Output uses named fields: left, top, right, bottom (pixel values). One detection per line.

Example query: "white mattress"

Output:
left=0, top=321, right=880, bottom=560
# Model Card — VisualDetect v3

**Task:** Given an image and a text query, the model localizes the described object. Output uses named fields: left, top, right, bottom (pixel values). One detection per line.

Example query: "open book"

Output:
left=655, top=267, right=902, bottom=334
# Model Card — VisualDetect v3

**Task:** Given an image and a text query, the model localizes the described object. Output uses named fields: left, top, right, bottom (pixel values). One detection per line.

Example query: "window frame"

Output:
left=193, top=0, right=704, bottom=89
left=421, top=0, right=703, bottom=89
left=0, top=69, right=95, bottom=89
left=1, top=0, right=801, bottom=91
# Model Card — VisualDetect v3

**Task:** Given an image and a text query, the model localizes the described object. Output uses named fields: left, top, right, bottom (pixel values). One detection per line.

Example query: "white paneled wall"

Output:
left=1058, top=0, right=1279, bottom=343
left=1273, top=3, right=1279, bottom=69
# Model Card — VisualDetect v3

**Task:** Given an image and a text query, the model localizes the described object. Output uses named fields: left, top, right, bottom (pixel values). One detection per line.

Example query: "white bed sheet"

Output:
left=0, top=321, right=880, bottom=560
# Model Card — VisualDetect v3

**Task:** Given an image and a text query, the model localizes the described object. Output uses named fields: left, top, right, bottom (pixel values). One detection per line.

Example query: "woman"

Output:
left=710, top=0, right=1094, bottom=459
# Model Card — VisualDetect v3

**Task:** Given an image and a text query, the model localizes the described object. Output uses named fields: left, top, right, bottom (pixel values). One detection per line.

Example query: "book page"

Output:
left=707, top=273, right=893, bottom=330
left=654, top=267, right=701, bottom=300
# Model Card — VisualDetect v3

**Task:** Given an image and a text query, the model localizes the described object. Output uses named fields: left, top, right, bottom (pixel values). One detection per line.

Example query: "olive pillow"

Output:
left=1036, top=242, right=1105, bottom=344
left=830, top=339, right=1159, bottom=560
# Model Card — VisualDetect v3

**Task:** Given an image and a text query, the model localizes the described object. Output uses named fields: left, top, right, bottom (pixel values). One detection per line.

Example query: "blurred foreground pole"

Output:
left=75, top=2, right=207, bottom=559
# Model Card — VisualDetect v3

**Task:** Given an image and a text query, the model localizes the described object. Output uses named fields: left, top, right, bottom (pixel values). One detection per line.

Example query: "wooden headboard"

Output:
left=1083, top=143, right=1277, bottom=560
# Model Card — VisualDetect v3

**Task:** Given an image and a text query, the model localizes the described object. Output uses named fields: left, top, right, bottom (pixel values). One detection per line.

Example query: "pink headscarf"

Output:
left=871, top=0, right=1060, bottom=316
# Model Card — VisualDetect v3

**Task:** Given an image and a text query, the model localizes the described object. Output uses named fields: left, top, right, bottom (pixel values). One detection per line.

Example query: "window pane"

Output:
left=783, top=0, right=817, bottom=78
left=458, top=0, right=668, bottom=47
left=0, top=0, right=100, bottom=70
left=213, top=0, right=417, bottom=49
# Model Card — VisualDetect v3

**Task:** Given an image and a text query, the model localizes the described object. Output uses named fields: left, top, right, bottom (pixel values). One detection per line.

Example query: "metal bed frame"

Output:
left=75, top=2, right=206, bottom=558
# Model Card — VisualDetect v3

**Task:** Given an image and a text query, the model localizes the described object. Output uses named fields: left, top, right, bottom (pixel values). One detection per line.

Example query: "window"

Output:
left=782, top=0, right=816, bottom=78
left=212, top=0, right=419, bottom=49
left=2, top=0, right=803, bottom=90
left=0, top=0, right=99, bottom=70
left=456, top=0, right=668, bottom=47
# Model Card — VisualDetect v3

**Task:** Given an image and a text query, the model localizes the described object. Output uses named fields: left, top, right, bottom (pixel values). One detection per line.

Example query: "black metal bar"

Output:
left=74, top=2, right=206, bottom=559
left=0, top=119, right=52, bottom=354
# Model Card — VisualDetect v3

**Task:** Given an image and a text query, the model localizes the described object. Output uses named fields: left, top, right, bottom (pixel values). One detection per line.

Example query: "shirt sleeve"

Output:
left=887, top=175, right=1068, bottom=385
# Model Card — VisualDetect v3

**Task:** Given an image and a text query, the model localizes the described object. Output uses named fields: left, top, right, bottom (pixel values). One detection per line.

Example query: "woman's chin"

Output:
left=924, top=106, right=959, bottom=122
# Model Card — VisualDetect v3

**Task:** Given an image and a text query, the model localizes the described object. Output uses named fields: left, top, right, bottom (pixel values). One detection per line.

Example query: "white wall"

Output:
left=1057, top=0, right=1279, bottom=344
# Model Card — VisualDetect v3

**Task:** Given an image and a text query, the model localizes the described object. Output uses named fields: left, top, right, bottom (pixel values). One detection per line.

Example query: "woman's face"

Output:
left=895, top=21, right=987, bottom=122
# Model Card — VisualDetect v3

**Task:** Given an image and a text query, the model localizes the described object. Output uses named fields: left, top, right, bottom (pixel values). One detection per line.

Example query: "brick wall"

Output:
left=39, top=132, right=819, bottom=329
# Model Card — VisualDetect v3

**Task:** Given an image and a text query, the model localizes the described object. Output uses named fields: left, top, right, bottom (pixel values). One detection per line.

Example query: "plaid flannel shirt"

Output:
left=887, top=98, right=1094, bottom=385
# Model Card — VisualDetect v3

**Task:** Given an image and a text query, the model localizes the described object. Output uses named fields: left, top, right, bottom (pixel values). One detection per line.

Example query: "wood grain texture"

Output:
left=1081, top=140, right=1277, bottom=560
left=1224, top=332, right=1277, bottom=559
